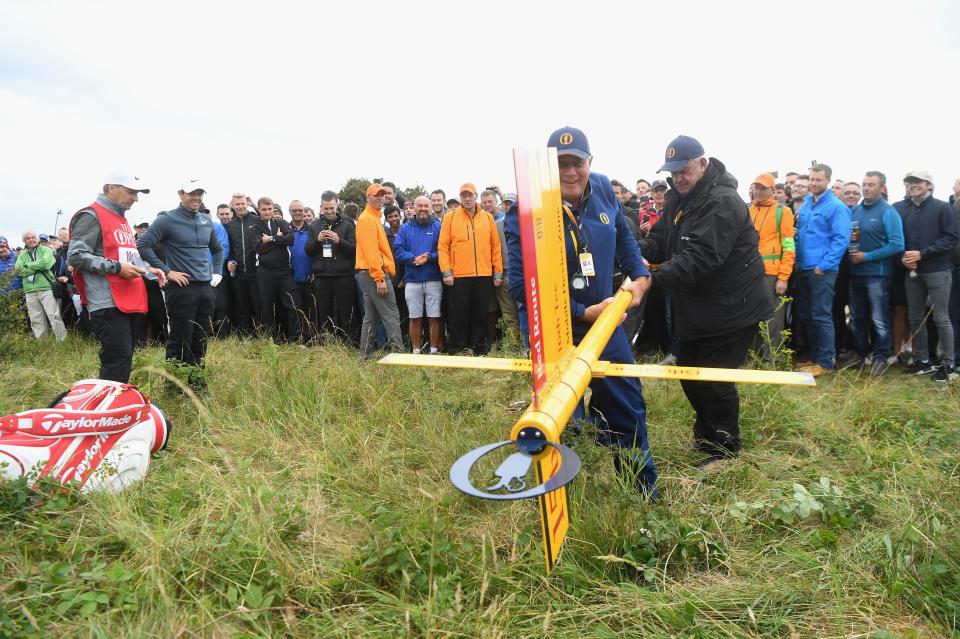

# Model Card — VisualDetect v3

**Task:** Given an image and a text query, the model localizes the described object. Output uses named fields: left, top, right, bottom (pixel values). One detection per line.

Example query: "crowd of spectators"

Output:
left=2, top=167, right=960, bottom=382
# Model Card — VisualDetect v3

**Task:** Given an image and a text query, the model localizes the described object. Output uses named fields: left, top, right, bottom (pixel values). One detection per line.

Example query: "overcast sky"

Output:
left=1, top=0, right=957, bottom=244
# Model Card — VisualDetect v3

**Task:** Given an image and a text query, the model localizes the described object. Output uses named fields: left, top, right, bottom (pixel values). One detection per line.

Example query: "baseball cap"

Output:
left=650, top=179, right=669, bottom=191
left=104, top=171, right=150, bottom=193
left=658, top=135, right=705, bottom=172
left=366, top=183, right=387, bottom=197
left=0, top=237, right=8, bottom=249
left=904, top=170, right=934, bottom=186
left=39, top=233, right=49, bottom=241
left=502, top=192, right=517, bottom=203
left=135, top=221, right=150, bottom=229
left=752, top=173, right=776, bottom=189
left=178, top=178, right=206, bottom=193
left=446, top=198, right=460, bottom=208
left=547, top=126, right=591, bottom=160
left=459, top=183, right=478, bottom=196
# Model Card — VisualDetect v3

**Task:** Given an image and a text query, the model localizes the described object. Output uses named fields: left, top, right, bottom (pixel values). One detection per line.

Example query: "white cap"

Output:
left=104, top=171, right=150, bottom=193
left=178, top=178, right=206, bottom=193
left=904, top=170, right=934, bottom=186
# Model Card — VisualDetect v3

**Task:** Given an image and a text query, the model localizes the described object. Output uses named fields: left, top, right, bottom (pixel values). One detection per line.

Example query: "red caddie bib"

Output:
left=71, top=203, right=148, bottom=314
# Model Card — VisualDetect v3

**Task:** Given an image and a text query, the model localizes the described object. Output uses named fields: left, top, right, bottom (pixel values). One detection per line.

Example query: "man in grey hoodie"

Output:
left=137, top=179, right=224, bottom=389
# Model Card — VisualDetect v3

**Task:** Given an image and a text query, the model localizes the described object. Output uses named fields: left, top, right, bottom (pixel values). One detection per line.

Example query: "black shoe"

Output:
left=932, top=366, right=958, bottom=383
left=869, top=359, right=889, bottom=378
left=696, top=453, right=738, bottom=469
left=904, top=360, right=937, bottom=375
left=837, top=351, right=865, bottom=370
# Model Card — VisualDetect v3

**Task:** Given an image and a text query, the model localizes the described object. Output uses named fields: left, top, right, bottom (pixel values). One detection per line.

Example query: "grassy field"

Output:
left=0, top=331, right=958, bottom=638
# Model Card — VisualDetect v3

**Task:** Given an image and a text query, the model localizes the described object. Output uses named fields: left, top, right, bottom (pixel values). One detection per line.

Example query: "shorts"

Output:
left=404, top=280, right=442, bottom=318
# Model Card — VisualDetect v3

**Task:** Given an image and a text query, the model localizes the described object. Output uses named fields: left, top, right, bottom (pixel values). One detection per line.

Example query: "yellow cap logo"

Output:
left=666, top=148, right=676, bottom=159
left=599, top=212, right=610, bottom=225
left=559, top=132, right=574, bottom=145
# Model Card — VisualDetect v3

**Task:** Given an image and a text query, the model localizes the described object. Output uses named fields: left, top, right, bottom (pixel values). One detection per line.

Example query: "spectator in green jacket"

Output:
left=14, top=230, right=67, bottom=341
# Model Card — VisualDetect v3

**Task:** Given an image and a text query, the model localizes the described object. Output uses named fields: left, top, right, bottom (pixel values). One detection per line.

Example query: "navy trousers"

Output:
left=575, top=326, right=658, bottom=494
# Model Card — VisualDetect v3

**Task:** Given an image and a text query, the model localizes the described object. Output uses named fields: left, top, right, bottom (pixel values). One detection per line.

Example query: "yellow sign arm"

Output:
left=378, top=351, right=815, bottom=386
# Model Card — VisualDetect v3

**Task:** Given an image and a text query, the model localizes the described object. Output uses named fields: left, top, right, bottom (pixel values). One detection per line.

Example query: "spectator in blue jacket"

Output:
left=795, top=164, right=852, bottom=375
left=843, top=172, right=904, bottom=376
left=394, top=196, right=442, bottom=354
left=288, top=200, right=316, bottom=341
left=895, top=170, right=960, bottom=381
left=0, top=237, right=21, bottom=292
left=212, top=204, right=233, bottom=337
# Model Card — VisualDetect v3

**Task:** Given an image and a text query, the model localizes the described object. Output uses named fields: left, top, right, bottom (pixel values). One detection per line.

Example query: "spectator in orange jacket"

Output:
left=356, top=183, right=404, bottom=361
left=749, top=172, right=796, bottom=357
left=439, top=183, right=503, bottom=354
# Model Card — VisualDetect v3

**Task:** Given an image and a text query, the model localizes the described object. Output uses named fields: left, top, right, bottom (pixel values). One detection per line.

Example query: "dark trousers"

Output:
left=257, top=267, right=300, bottom=341
left=849, top=275, right=892, bottom=362
left=951, top=267, right=960, bottom=365
left=833, top=257, right=852, bottom=353
left=163, top=282, right=215, bottom=366
left=136, top=279, right=167, bottom=348
left=581, top=327, right=658, bottom=494
left=89, top=307, right=139, bottom=383
left=315, top=275, right=356, bottom=340
left=676, top=324, right=757, bottom=457
left=213, top=276, right=234, bottom=338
left=637, top=286, right=668, bottom=354
left=297, top=280, right=317, bottom=341
left=447, top=276, right=492, bottom=354
left=232, top=272, right=260, bottom=336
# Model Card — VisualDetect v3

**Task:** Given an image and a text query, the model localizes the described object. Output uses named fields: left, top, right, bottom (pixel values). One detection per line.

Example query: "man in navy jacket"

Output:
left=895, top=170, right=959, bottom=381
left=504, top=126, right=657, bottom=496
left=137, top=180, right=223, bottom=386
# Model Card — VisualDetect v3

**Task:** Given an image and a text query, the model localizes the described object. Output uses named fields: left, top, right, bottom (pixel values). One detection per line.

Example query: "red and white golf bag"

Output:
left=0, top=379, right=170, bottom=492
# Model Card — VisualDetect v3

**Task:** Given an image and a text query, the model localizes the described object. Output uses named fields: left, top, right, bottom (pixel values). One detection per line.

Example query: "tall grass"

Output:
left=1, top=331, right=958, bottom=638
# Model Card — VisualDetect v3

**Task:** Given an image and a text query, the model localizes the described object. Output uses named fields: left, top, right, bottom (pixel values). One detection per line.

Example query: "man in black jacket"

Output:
left=639, top=136, right=771, bottom=464
left=305, top=192, right=357, bottom=341
left=255, top=196, right=300, bottom=342
left=226, top=193, right=261, bottom=336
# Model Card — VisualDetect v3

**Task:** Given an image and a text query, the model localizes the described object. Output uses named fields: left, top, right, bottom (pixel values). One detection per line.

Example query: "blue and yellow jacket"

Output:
left=504, top=172, right=648, bottom=338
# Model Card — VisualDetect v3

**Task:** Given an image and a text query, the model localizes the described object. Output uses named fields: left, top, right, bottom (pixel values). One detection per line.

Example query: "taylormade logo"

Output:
left=71, top=434, right=109, bottom=480
left=40, top=414, right=133, bottom=434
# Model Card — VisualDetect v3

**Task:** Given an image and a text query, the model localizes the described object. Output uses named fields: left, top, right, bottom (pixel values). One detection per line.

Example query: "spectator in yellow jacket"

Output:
left=439, top=183, right=503, bottom=354
left=749, top=173, right=795, bottom=356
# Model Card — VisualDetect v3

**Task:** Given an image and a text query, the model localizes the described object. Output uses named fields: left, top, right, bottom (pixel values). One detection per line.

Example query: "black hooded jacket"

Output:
left=639, top=157, right=771, bottom=339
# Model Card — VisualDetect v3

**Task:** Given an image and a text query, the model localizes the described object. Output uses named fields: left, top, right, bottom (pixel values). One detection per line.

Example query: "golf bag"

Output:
left=0, top=379, right=170, bottom=492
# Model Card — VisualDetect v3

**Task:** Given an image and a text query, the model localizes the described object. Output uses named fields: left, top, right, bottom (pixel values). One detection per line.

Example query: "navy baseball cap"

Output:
left=547, top=126, right=591, bottom=160
left=658, top=135, right=705, bottom=172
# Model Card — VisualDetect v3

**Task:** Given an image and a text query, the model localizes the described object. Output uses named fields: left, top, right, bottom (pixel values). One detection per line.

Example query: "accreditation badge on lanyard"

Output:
left=564, top=203, right=596, bottom=277
left=578, top=252, right=596, bottom=276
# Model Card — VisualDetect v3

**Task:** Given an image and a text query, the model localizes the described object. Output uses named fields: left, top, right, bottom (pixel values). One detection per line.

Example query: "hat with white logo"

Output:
left=104, top=171, right=150, bottom=193
left=178, top=178, right=206, bottom=194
